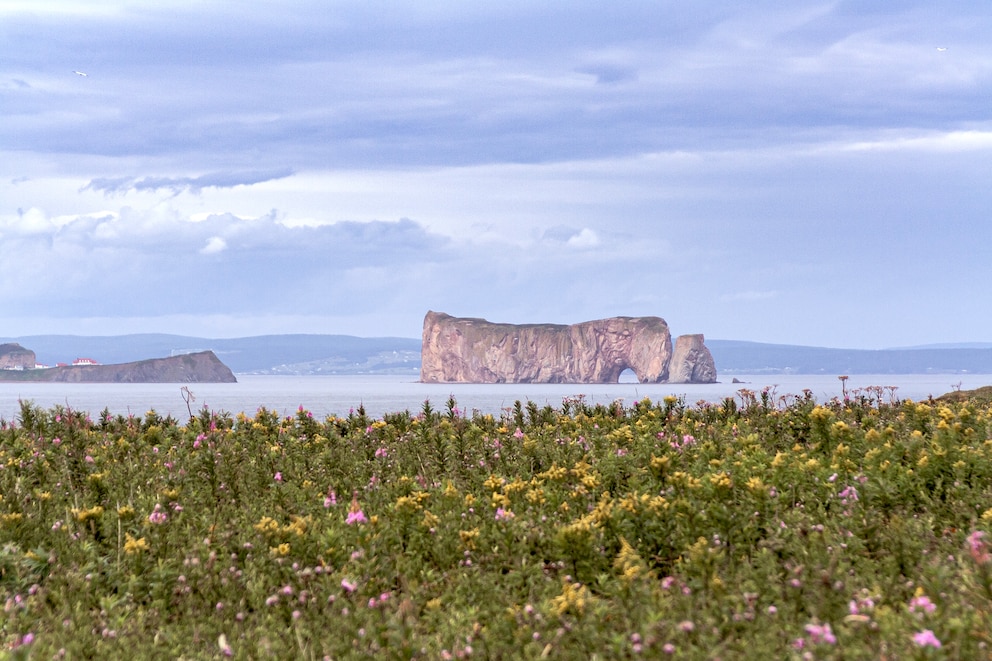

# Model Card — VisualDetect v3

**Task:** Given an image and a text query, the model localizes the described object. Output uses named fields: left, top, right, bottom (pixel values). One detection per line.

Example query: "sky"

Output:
left=2, top=1, right=991, bottom=349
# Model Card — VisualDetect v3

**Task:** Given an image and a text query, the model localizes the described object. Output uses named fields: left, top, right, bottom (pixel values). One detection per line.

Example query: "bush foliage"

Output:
left=2, top=389, right=992, bottom=658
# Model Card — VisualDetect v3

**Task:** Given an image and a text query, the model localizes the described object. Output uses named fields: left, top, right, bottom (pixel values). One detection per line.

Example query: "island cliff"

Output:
left=0, top=351, right=237, bottom=383
left=0, top=343, right=36, bottom=370
left=420, top=311, right=716, bottom=384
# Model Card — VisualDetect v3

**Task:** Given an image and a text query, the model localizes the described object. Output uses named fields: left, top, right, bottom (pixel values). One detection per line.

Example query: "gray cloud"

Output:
left=2, top=2, right=992, bottom=346
left=3, top=3, right=989, bottom=170
left=82, top=169, right=294, bottom=196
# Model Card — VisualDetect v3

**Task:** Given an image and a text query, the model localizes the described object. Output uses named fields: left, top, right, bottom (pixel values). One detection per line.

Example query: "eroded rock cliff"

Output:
left=0, top=343, right=36, bottom=370
left=669, top=334, right=718, bottom=384
left=421, top=311, right=716, bottom=384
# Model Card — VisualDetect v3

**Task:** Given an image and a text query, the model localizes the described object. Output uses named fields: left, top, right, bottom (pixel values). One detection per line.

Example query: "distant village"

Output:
left=0, top=342, right=100, bottom=370
left=2, top=357, right=100, bottom=371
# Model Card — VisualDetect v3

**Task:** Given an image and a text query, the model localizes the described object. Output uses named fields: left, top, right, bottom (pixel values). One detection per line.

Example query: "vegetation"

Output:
left=2, top=387, right=992, bottom=658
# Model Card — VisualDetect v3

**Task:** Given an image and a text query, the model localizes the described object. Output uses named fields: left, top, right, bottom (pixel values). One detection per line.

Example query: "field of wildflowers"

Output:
left=2, top=387, right=992, bottom=659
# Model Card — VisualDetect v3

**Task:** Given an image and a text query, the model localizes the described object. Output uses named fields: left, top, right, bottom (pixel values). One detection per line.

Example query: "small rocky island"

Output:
left=420, top=311, right=716, bottom=384
left=0, top=343, right=237, bottom=383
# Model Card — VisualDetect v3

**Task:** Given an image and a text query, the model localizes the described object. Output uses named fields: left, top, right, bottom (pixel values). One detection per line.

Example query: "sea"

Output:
left=1, top=373, right=989, bottom=423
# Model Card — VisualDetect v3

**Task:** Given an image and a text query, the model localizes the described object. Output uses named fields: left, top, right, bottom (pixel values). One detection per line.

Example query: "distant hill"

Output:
left=0, top=351, right=236, bottom=383
left=1, top=334, right=421, bottom=375
left=707, top=340, right=992, bottom=375
left=4, top=334, right=992, bottom=376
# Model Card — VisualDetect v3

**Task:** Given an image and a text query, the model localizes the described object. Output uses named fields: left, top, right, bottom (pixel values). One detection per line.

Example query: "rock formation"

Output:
left=669, top=334, right=718, bottom=384
left=0, top=343, right=36, bottom=370
left=420, top=311, right=716, bottom=384
left=0, top=351, right=237, bottom=383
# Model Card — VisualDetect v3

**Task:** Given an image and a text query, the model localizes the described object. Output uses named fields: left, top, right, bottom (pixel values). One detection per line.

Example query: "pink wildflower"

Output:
left=913, top=629, right=941, bottom=648
left=909, top=595, right=936, bottom=615
left=346, top=493, right=368, bottom=524
left=804, top=623, right=836, bottom=645
left=148, top=504, right=168, bottom=525
left=341, top=578, right=357, bottom=593
left=495, top=507, right=515, bottom=521
left=967, top=530, right=991, bottom=565
left=274, top=471, right=282, bottom=482
left=513, top=428, right=524, bottom=439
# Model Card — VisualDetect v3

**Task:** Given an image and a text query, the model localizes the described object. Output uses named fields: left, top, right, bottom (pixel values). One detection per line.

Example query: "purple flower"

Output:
left=495, top=507, right=514, bottom=521
left=513, top=428, right=524, bottom=439
left=341, top=578, right=357, bottom=593
left=274, top=471, right=283, bottom=482
left=913, top=629, right=942, bottom=648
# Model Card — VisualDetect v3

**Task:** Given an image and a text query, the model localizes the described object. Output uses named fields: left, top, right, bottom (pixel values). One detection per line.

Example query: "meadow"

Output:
left=1, top=385, right=991, bottom=659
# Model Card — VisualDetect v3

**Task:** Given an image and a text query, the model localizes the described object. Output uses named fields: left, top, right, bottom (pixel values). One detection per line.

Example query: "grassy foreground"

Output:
left=2, top=388, right=992, bottom=659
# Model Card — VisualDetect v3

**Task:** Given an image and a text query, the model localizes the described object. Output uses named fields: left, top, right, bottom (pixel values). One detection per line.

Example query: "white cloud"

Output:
left=566, top=228, right=600, bottom=249
left=840, top=129, right=992, bottom=153
left=200, top=236, right=227, bottom=254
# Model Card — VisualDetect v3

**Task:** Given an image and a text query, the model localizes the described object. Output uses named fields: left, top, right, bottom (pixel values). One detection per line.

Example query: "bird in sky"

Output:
left=73, top=70, right=88, bottom=76
left=936, top=47, right=948, bottom=52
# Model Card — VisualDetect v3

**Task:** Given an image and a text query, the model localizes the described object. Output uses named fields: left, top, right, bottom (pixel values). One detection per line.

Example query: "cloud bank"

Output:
left=1, top=1, right=991, bottom=347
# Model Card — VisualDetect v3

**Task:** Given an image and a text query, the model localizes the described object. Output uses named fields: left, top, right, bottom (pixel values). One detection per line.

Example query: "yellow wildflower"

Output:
left=75, top=506, right=104, bottom=523
left=254, top=516, right=281, bottom=538
left=395, top=495, right=423, bottom=515
left=710, top=472, right=732, bottom=489
left=538, top=465, right=568, bottom=481
left=550, top=581, right=593, bottom=617
left=459, top=528, right=480, bottom=550
left=503, top=478, right=528, bottom=495
left=269, top=543, right=290, bottom=557
left=614, top=536, right=650, bottom=582
left=124, top=534, right=149, bottom=555
left=650, top=455, right=670, bottom=474
left=483, top=475, right=505, bottom=491
left=421, top=511, right=440, bottom=529
left=283, top=515, right=310, bottom=537
left=526, top=488, right=546, bottom=505
left=746, top=476, right=766, bottom=495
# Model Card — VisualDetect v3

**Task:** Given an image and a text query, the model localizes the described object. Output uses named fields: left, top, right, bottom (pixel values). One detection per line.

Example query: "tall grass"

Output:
left=1, top=390, right=991, bottom=658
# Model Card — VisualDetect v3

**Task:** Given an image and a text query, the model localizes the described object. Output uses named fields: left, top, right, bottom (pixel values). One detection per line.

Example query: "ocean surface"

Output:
left=1, top=373, right=990, bottom=423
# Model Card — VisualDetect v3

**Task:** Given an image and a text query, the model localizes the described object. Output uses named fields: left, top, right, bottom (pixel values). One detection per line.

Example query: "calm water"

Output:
left=1, top=373, right=989, bottom=422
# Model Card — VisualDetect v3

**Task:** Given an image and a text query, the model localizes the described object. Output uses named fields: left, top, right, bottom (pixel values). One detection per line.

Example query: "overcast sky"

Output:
left=2, top=1, right=990, bottom=349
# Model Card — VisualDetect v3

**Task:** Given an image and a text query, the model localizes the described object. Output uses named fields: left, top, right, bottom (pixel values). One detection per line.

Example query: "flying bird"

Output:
left=73, top=70, right=88, bottom=76
left=936, top=47, right=947, bottom=52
